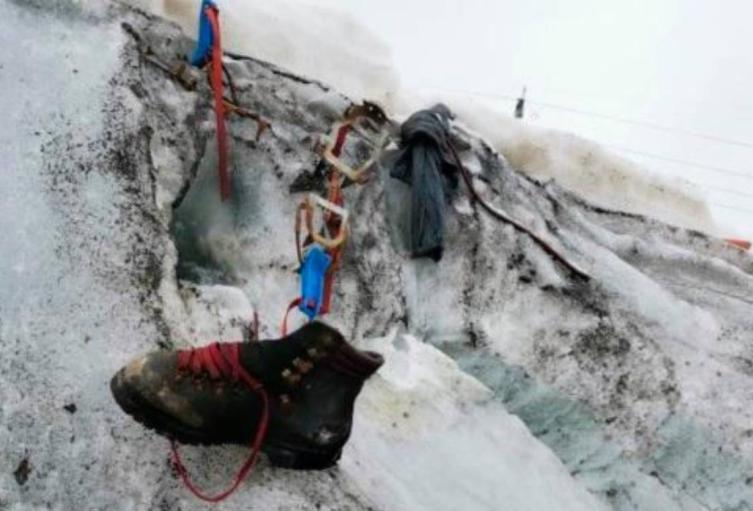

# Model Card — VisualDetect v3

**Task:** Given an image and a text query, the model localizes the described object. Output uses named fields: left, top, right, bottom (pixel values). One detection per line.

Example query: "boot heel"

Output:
left=264, top=444, right=342, bottom=470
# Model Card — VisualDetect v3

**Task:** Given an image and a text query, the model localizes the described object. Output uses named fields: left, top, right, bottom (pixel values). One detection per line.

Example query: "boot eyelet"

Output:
left=281, top=369, right=302, bottom=386
left=279, top=394, right=295, bottom=415
left=292, top=358, right=314, bottom=374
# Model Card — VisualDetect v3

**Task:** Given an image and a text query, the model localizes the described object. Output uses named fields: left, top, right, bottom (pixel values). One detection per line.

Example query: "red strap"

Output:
left=319, top=266, right=336, bottom=314
left=171, top=344, right=269, bottom=503
left=333, top=123, right=351, bottom=157
left=317, top=123, right=351, bottom=315
left=206, top=6, right=231, bottom=201
left=727, top=238, right=751, bottom=251
left=281, top=297, right=302, bottom=336
left=319, top=246, right=342, bottom=315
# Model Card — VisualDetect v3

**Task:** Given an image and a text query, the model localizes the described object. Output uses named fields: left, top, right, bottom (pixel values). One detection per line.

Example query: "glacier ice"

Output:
left=1, top=2, right=752, bottom=511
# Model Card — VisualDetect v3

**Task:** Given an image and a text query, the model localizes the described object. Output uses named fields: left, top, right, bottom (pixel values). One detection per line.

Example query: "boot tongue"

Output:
left=326, top=342, right=384, bottom=380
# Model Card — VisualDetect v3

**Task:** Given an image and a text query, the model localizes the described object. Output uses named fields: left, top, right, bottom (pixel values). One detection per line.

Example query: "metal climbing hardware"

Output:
left=298, top=244, right=332, bottom=320
left=283, top=103, right=391, bottom=334
left=283, top=195, right=349, bottom=334
left=322, top=121, right=390, bottom=184
left=308, top=195, right=349, bottom=250
left=294, top=195, right=349, bottom=262
left=121, top=23, right=198, bottom=91
left=317, top=122, right=353, bottom=317
left=317, top=106, right=389, bottom=314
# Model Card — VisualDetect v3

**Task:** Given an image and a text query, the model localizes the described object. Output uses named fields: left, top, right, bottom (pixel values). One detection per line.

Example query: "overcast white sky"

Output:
left=318, top=0, right=753, bottom=239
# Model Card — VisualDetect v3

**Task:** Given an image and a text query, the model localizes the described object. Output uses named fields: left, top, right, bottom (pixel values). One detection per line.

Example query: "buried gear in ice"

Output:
left=110, top=322, right=383, bottom=501
left=390, top=104, right=459, bottom=261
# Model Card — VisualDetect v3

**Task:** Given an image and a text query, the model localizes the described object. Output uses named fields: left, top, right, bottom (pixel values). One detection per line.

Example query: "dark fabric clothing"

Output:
left=390, top=105, right=458, bottom=261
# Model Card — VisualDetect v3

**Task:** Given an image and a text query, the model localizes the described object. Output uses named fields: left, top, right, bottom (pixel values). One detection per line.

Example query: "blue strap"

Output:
left=189, top=0, right=217, bottom=67
left=298, top=244, right=332, bottom=320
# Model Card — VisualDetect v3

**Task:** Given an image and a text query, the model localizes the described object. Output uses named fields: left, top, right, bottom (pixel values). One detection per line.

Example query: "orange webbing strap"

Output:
left=320, top=176, right=345, bottom=315
left=205, top=6, right=231, bottom=201
left=281, top=297, right=302, bottom=336
left=726, top=239, right=751, bottom=251
left=319, top=123, right=351, bottom=315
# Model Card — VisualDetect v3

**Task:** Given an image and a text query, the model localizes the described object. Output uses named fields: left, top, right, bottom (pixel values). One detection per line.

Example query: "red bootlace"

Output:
left=171, top=342, right=269, bottom=503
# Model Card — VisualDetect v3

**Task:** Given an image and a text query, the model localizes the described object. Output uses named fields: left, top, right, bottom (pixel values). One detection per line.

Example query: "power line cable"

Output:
left=528, top=99, right=753, bottom=151
left=420, top=87, right=753, bottom=217
left=432, top=89, right=753, bottom=182
left=425, top=87, right=753, bottom=151
left=607, top=145, right=753, bottom=181
left=702, top=185, right=753, bottom=200
left=710, top=203, right=753, bottom=216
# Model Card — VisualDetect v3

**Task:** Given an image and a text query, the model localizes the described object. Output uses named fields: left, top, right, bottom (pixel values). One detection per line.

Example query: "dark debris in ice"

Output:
left=13, top=457, right=31, bottom=486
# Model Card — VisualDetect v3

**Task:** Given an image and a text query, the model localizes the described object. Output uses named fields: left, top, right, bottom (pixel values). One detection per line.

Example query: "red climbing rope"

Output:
left=280, top=297, right=303, bottom=337
left=332, top=123, right=351, bottom=155
left=205, top=5, right=231, bottom=201
left=171, top=343, right=269, bottom=503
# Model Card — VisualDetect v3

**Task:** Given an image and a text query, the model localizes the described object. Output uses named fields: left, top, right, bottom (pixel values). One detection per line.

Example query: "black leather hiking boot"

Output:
left=110, top=321, right=383, bottom=470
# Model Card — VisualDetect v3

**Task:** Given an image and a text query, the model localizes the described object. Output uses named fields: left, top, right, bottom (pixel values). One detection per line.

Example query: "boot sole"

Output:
left=110, top=371, right=341, bottom=470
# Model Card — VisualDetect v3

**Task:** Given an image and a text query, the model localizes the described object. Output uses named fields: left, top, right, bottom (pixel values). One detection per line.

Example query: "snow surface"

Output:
left=2, top=2, right=752, bottom=511
left=345, top=332, right=607, bottom=511
left=133, top=0, right=399, bottom=106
